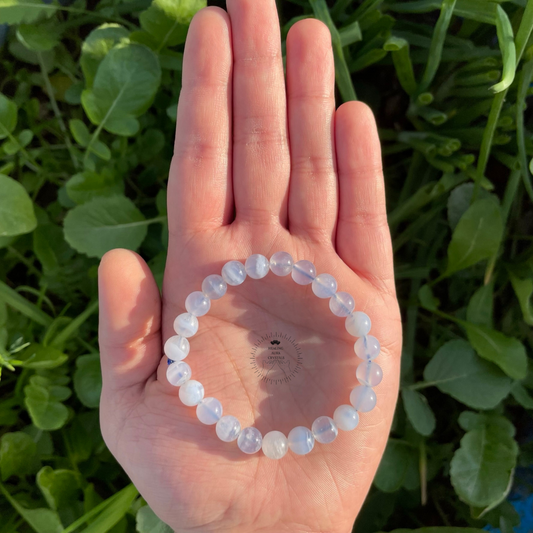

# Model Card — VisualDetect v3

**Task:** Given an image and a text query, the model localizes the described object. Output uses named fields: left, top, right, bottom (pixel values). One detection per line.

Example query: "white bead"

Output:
left=245, top=254, right=270, bottom=279
left=288, top=426, right=314, bottom=455
left=262, top=431, right=288, bottom=460
left=354, top=335, right=381, bottom=361
left=312, top=274, right=337, bottom=299
left=329, top=292, right=355, bottom=317
left=196, top=397, right=223, bottom=425
left=222, top=260, right=246, bottom=286
left=179, top=379, right=204, bottom=406
left=270, top=251, right=294, bottom=276
left=237, top=427, right=262, bottom=454
left=202, top=274, right=227, bottom=300
left=356, top=361, right=383, bottom=387
left=164, top=335, right=190, bottom=361
left=350, top=385, right=377, bottom=412
left=345, top=312, right=371, bottom=337
left=173, top=313, right=198, bottom=338
left=312, top=416, right=338, bottom=444
left=185, top=291, right=211, bottom=317
left=216, top=415, right=241, bottom=442
left=166, top=361, right=191, bottom=387
left=291, top=260, right=316, bottom=285
left=333, top=404, right=360, bottom=431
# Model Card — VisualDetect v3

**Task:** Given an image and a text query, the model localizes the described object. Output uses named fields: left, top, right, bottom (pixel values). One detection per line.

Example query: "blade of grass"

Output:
left=516, top=57, right=533, bottom=202
left=0, top=281, right=53, bottom=327
left=514, top=0, right=533, bottom=62
left=339, top=20, right=362, bottom=47
left=490, top=6, right=517, bottom=93
left=384, top=36, right=417, bottom=94
left=49, top=300, right=99, bottom=349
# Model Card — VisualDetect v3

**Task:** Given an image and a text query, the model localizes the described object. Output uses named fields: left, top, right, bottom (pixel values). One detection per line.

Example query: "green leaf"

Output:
left=423, top=340, right=511, bottom=409
left=465, top=323, right=528, bottom=380
left=450, top=413, right=518, bottom=508
left=74, top=354, right=102, bottom=408
left=24, top=379, right=70, bottom=431
left=0, top=94, right=18, bottom=140
left=466, top=283, right=493, bottom=328
left=14, top=343, right=68, bottom=369
left=16, top=23, right=60, bottom=51
left=447, top=183, right=497, bottom=231
left=63, top=195, right=148, bottom=258
left=490, top=5, right=516, bottom=94
left=374, top=440, right=418, bottom=492
left=0, top=174, right=37, bottom=237
left=81, top=43, right=161, bottom=136
left=136, top=505, right=173, bottom=533
left=402, top=389, right=436, bottom=436
left=0, top=0, right=57, bottom=24
left=89, top=139, right=112, bottom=160
left=508, top=269, right=533, bottom=326
left=0, top=432, right=39, bottom=480
left=445, top=198, right=503, bottom=276
left=418, top=284, right=440, bottom=311
left=69, top=119, right=91, bottom=147
left=510, top=382, right=533, bottom=409
left=36, top=467, right=80, bottom=511
left=66, top=171, right=124, bottom=205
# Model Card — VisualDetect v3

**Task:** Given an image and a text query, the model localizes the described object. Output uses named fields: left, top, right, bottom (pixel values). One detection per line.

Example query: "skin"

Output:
left=98, top=1, right=402, bottom=532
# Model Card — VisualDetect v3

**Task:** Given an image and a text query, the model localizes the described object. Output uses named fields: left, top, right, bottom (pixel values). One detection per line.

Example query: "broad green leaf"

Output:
left=0, top=174, right=37, bottom=237
left=69, top=119, right=91, bottom=147
left=0, top=94, right=18, bottom=140
left=63, top=195, right=148, bottom=258
left=3, top=129, right=33, bottom=155
left=90, top=139, right=112, bottom=160
left=37, top=467, right=80, bottom=510
left=450, top=414, right=518, bottom=507
left=24, top=381, right=70, bottom=431
left=0, top=431, right=39, bottom=480
left=8, top=507, right=62, bottom=533
left=81, top=43, right=161, bottom=136
left=33, top=223, right=74, bottom=274
left=447, top=183, right=498, bottom=231
left=374, top=440, right=418, bottom=492
left=0, top=0, right=56, bottom=24
left=402, top=389, right=436, bottom=436
left=74, top=354, right=102, bottom=408
left=14, top=343, right=68, bottom=369
left=423, top=340, right=511, bottom=409
left=466, top=283, right=493, bottom=328
left=136, top=505, right=173, bottom=533
left=465, top=323, right=528, bottom=380
left=66, top=171, right=124, bottom=205
left=510, top=382, right=533, bottom=409
left=418, top=284, right=440, bottom=311
left=508, top=270, right=533, bottom=326
left=16, top=23, right=59, bottom=51
left=445, top=199, right=503, bottom=276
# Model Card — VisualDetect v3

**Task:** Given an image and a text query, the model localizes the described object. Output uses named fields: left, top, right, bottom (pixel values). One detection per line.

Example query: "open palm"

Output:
left=98, top=1, right=402, bottom=532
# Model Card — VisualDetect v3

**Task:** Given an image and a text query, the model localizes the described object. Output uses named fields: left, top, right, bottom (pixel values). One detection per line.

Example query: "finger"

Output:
left=98, top=249, right=161, bottom=394
left=168, top=7, right=233, bottom=235
left=335, top=102, right=395, bottom=292
left=286, top=19, right=337, bottom=243
left=226, top=0, right=290, bottom=226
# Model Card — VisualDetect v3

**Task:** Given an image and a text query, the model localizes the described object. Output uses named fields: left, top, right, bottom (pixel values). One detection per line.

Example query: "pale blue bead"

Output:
left=291, top=260, right=316, bottom=285
left=196, top=397, right=223, bottom=425
left=345, top=311, right=371, bottom=337
left=164, top=335, right=190, bottom=361
left=178, top=379, right=204, bottom=406
left=270, top=251, right=294, bottom=276
left=245, top=254, right=270, bottom=279
left=333, top=404, right=360, bottom=431
left=216, top=415, right=241, bottom=442
left=350, top=385, right=377, bottom=412
left=202, top=275, right=227, bottom=300
left=262, top=431, right=288, bottom=460
left=312, top=416, right=338, bottom=444
left=354, top=335, right=381, bottom=361
left=356, top=361, right=383, bottom=387
left=166, top=361, right=191, bottom=387
left=312, top=274, right=337, bottom=299
left=329, top=292, right=355, bottom=317
left=237, top=427, right=262, bottom=454
left=173, top=313, right=198, bottom=338
left=222, top=260, right=246, bottom=286
left=185, top=291, right=211, bottom=317
left=288, top=426, right=315, bottom=455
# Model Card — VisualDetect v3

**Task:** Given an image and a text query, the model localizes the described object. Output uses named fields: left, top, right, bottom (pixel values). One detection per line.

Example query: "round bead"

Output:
left=173, top=313, right=199, bottom=338
left=216, top=415, right=241, bottom=442
left=222, top=260, right=246, bottom=286
left=185, top=291, right=211, bottom=317
left=329, top=292, right=355, bottom=317
left=166, top=361, right=191, bottom=387
left=270, top=251, right=294, bottom=276
left=262, top=431, right=289, bottom=460
left=202, top=275, right=227, bottom=300
left=333, top=404, right=360, bottom=431
left=356, top=361, right=383, bottom=387
left=196, top=397, right=223, bottom=425
left=345, top=312, right=371, bottom=337
left=237, top=427, right=262, bottom=454
left=312, top=274, right=337, bottom=299
left=164, top=335, right=190, bottom=361
left=288, top=426, right=315, bottom=455
left=245, top=254, right=270, bottom=279
left=312, top=416, right=338, bottom=444
left=354, top=335, right=381, bottom=361
left=350, top=385, right=377, bottom=412
left=178, top=380, right=204, bottom=406
left=291, top=260, right=316, bottom=285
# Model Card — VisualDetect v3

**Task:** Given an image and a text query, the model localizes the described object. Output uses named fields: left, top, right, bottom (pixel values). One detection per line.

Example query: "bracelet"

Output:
left=165, top=252, right=382, bottom=460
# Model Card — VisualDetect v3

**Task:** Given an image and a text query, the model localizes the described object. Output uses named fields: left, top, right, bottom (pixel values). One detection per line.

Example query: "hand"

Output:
left=98, top=1, right=402, bottom=532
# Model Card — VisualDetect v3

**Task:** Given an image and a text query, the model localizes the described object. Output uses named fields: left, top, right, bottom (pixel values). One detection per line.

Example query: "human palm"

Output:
left=98, top=1, right=402, bottom=532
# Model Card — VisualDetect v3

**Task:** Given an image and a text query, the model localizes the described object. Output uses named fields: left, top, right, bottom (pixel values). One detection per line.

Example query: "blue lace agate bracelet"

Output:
left=164, top=252, right=383, bottom=460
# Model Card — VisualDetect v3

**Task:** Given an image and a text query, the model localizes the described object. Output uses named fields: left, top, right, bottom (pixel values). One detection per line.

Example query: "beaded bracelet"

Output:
left=164, top=252, right=382, bottom=460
